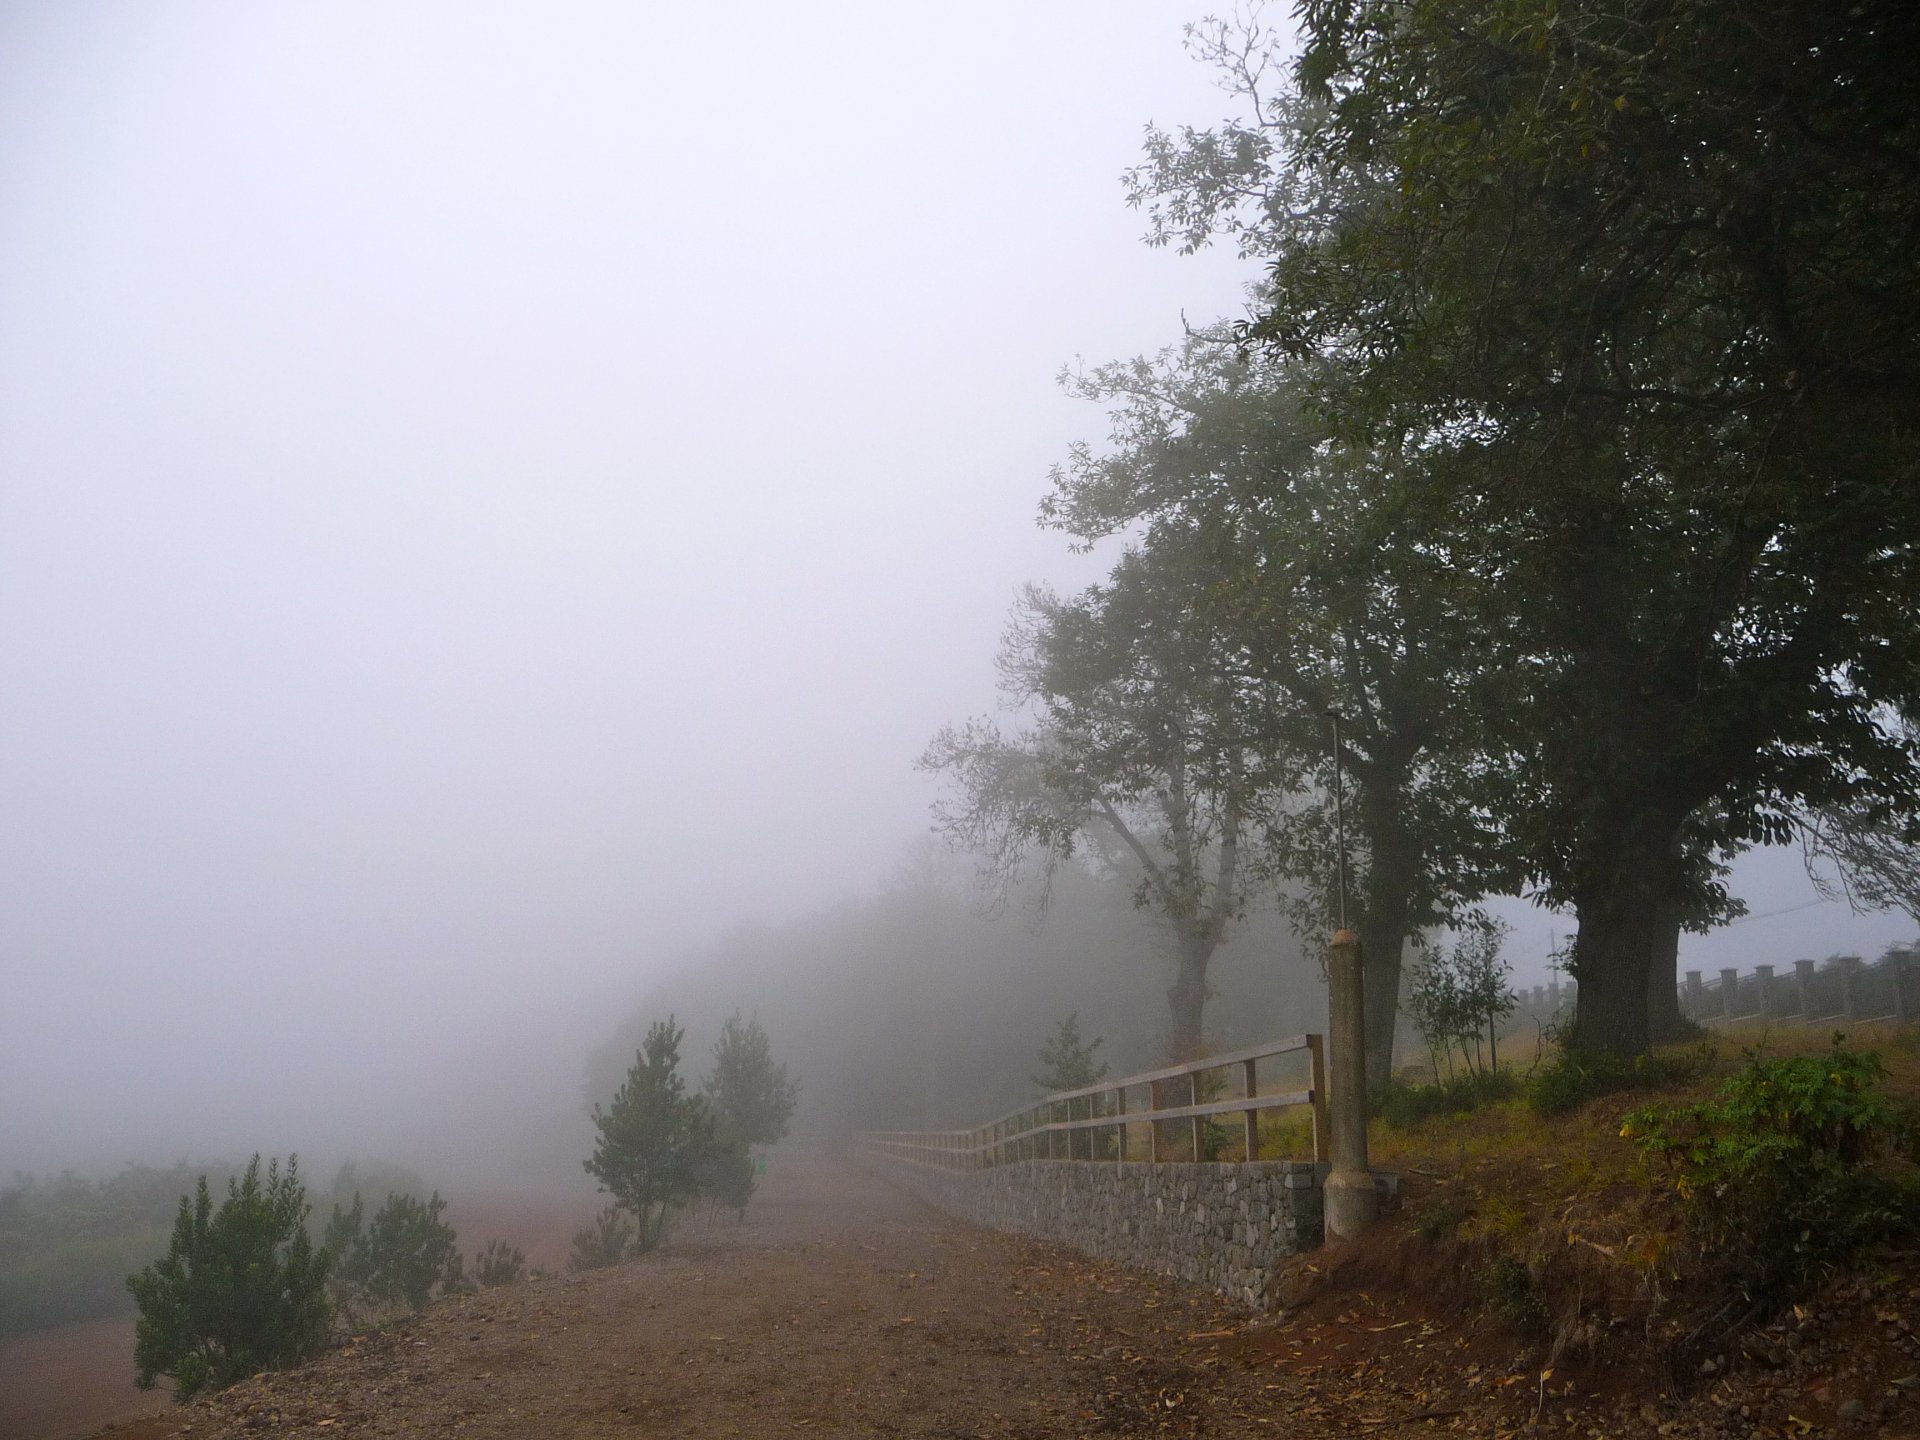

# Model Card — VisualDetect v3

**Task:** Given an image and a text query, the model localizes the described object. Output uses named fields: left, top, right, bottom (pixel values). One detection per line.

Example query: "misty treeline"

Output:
left=923, top=0, right=1920, bottom=1073
left=587, top=844, right=1325, bottom=1140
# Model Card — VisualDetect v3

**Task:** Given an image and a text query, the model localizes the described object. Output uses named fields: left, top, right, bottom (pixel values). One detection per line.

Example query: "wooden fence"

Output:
left=857, top=1034, right=1326, bottom=1173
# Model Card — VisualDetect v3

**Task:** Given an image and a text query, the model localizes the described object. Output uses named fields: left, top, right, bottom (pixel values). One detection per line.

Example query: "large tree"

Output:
left=1142, top=0, right=1920, bottom=1055
left=922, top=567, right=1284, bottom=1060
left=1043, top=339, right=1513, bottom=1086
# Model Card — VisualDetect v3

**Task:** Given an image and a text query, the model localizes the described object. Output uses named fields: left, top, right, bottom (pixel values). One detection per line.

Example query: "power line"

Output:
left=1726, top=896, right=1835, bottom=927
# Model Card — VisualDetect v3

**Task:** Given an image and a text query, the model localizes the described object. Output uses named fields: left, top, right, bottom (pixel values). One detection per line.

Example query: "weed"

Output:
left=1623, top=1038, right=1919, bottom=1301
left=1376, top=1068, right=1521, bottom=1127
left=471, top=1239, right=526, bottom=1288
left=1479, top=1252, right=1548, bottom=1332
left=1527, top=1039, right=1713, bottom=1116
left=1412, top=1192, right=1470, bottom=1241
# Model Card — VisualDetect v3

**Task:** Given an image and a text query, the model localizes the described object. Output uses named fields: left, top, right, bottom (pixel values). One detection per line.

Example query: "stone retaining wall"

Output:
left=859, top=1153, right=1324, bottom=1310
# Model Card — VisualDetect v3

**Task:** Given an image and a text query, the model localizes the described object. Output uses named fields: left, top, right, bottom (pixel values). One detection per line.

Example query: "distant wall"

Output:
left=858, top=1153, right=1323, bottom=1310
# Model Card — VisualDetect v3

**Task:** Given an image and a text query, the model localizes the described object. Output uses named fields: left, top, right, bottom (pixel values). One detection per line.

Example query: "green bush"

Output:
left=1527, top=1039, right=1710, bottom=1116
left=1376, top=1068, right=1520, bottom=1127
left=471, top=1239, right=525, bottom=1288
left=323, top=1190, right=463, bottom=1325
left=1479, top=1252, right=1548, bottom=1332
left=126, top=1155, right=331, bottom=1402
left=1624, top=1040, right=1917, bottom=1299
left=568, top=1206, right=634, bottom=1270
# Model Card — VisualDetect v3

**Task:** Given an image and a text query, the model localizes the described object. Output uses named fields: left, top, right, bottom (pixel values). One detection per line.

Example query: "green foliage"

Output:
left=1407, top=920, right=1516, bottom=1078
left=1375, top=1068, right=1520, bottom=1128
left=323, top=1189, right=463, bottom=1325
left=568, top=1206, right=634, bottom=1271
left=1624, top=1040, right=1918, bottom=1298
left=693, top=1133, right=757, bottom=1219
left=1479, top=1253, right=1547, bottom=1333
left=125, top=1155, right=331, bottom=1402
left=1031, top=1012, right=1110, bottom=1095
left=1527, top=1039, right=1710, bottom=1117
left=704, top=1013, right=799, bottom=1149
left=585, top=1016, right=719, bottom=1251
left=470, top=1239, right=525, bottom=1288
left=1411, top=1192, right=1471, bottom=1242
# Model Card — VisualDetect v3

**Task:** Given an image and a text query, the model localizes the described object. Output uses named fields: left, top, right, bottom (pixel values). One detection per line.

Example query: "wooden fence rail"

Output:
left=857, top=1034, right=1326, bottom=1173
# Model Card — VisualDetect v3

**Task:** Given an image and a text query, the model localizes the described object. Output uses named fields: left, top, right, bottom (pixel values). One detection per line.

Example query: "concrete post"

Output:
left=1893, top=949, right=1914, bottom=1025
left=1839, top=956, right=1862, bottom=1021
left=1547, top=979, right=1561, bottom=1013
left=1754, top=965, right=1775, bottom=1021
left=1685, top=970, right=1704, bottom=1020
left=1324, top=928, right=1379, bottom=1242
left=1795, top=959, right=1816, bottom=1019
left=1720, top=968, right=1739, bottom=1021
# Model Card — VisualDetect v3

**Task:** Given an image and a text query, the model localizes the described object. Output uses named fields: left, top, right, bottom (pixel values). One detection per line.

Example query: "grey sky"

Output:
left=1, top=3, right=1908, bottom=1176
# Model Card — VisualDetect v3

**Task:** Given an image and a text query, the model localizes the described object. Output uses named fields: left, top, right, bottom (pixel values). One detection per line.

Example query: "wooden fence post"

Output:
left=1307, top=1033, right=1328, bottom=1166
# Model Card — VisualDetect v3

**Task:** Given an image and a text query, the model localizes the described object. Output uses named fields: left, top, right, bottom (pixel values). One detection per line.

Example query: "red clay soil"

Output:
left=59, top=1154, right=1920, bottom=1440
left=0, top=1314, right=171, bottom=1440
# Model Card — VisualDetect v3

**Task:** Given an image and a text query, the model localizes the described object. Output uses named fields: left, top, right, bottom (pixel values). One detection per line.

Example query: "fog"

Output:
left=3, top=3, right=1911, bottom=1189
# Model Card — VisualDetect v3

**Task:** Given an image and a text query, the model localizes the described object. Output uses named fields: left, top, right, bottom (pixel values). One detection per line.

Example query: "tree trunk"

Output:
left=1165, top=929, right=1213, bottom=1061
left=1570, top=815, right=1681, bottom=1056
left=1356, top=797, right=1420, bottom=1092
left=1644, top=893, right=1689, bottom=1044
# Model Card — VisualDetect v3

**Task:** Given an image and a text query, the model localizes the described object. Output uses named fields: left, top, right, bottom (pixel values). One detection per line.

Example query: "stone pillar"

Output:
left=1893, top=949, right=1914, bottom=1025
left=1754, top=965, right=1775, bottom=1021
left=1324, top=928, right=1379, bottom=1243
left=1795, top=959, right=1817, bottom=1019
left=1839, top=956, right=1862, bottom=1020
left=1685, top=970, right=1704, bottom=1020
left=1720, top=968, right=1739, bottom=1021
left=1547, top=979, right=1561, bottom=1013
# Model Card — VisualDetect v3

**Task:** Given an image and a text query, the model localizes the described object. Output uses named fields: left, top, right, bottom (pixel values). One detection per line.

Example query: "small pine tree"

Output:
left=704, top=1013, right=799, bottom=1148
left=324, top=1190, right=463, bottom=1325
left=1031, top=1013, right=1109, bottom=1095
left=127, top=1155, right=332, bottom=1402
left=568, top=1205, right=635, bottom=1270
left=585, top=1017, right=716, bottom=1250
left=470, top=1239, right=525, bottom=1288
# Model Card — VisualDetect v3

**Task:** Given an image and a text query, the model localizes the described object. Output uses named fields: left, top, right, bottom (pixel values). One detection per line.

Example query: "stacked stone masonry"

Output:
left=860, top=1154, right=1324, bottom=1311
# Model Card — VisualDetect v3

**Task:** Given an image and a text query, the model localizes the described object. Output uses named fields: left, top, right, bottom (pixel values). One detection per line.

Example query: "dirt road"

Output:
left=88, top=1154, right=1263, bottom=1440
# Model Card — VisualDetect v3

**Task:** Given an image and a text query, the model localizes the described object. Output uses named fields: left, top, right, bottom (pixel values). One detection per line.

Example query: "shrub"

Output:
left=1527, top=1038, right=1710, bottom=1116
left=1375, top=1068, right=1520, bottom=1127
left=1407, top=919, right=1517, bottom=1079
left=1624, top=1039, right=1918, bottom=1299
left=126, top=1155, right=331, bottom=1401
left=568, top=1206, right=634, bottom=1270
left=324, top=1190, right=463, bottom=1325
left=1480, top=1252, right=1548, bottom=1332
left=471, top=1239, right=525, bottom=1288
